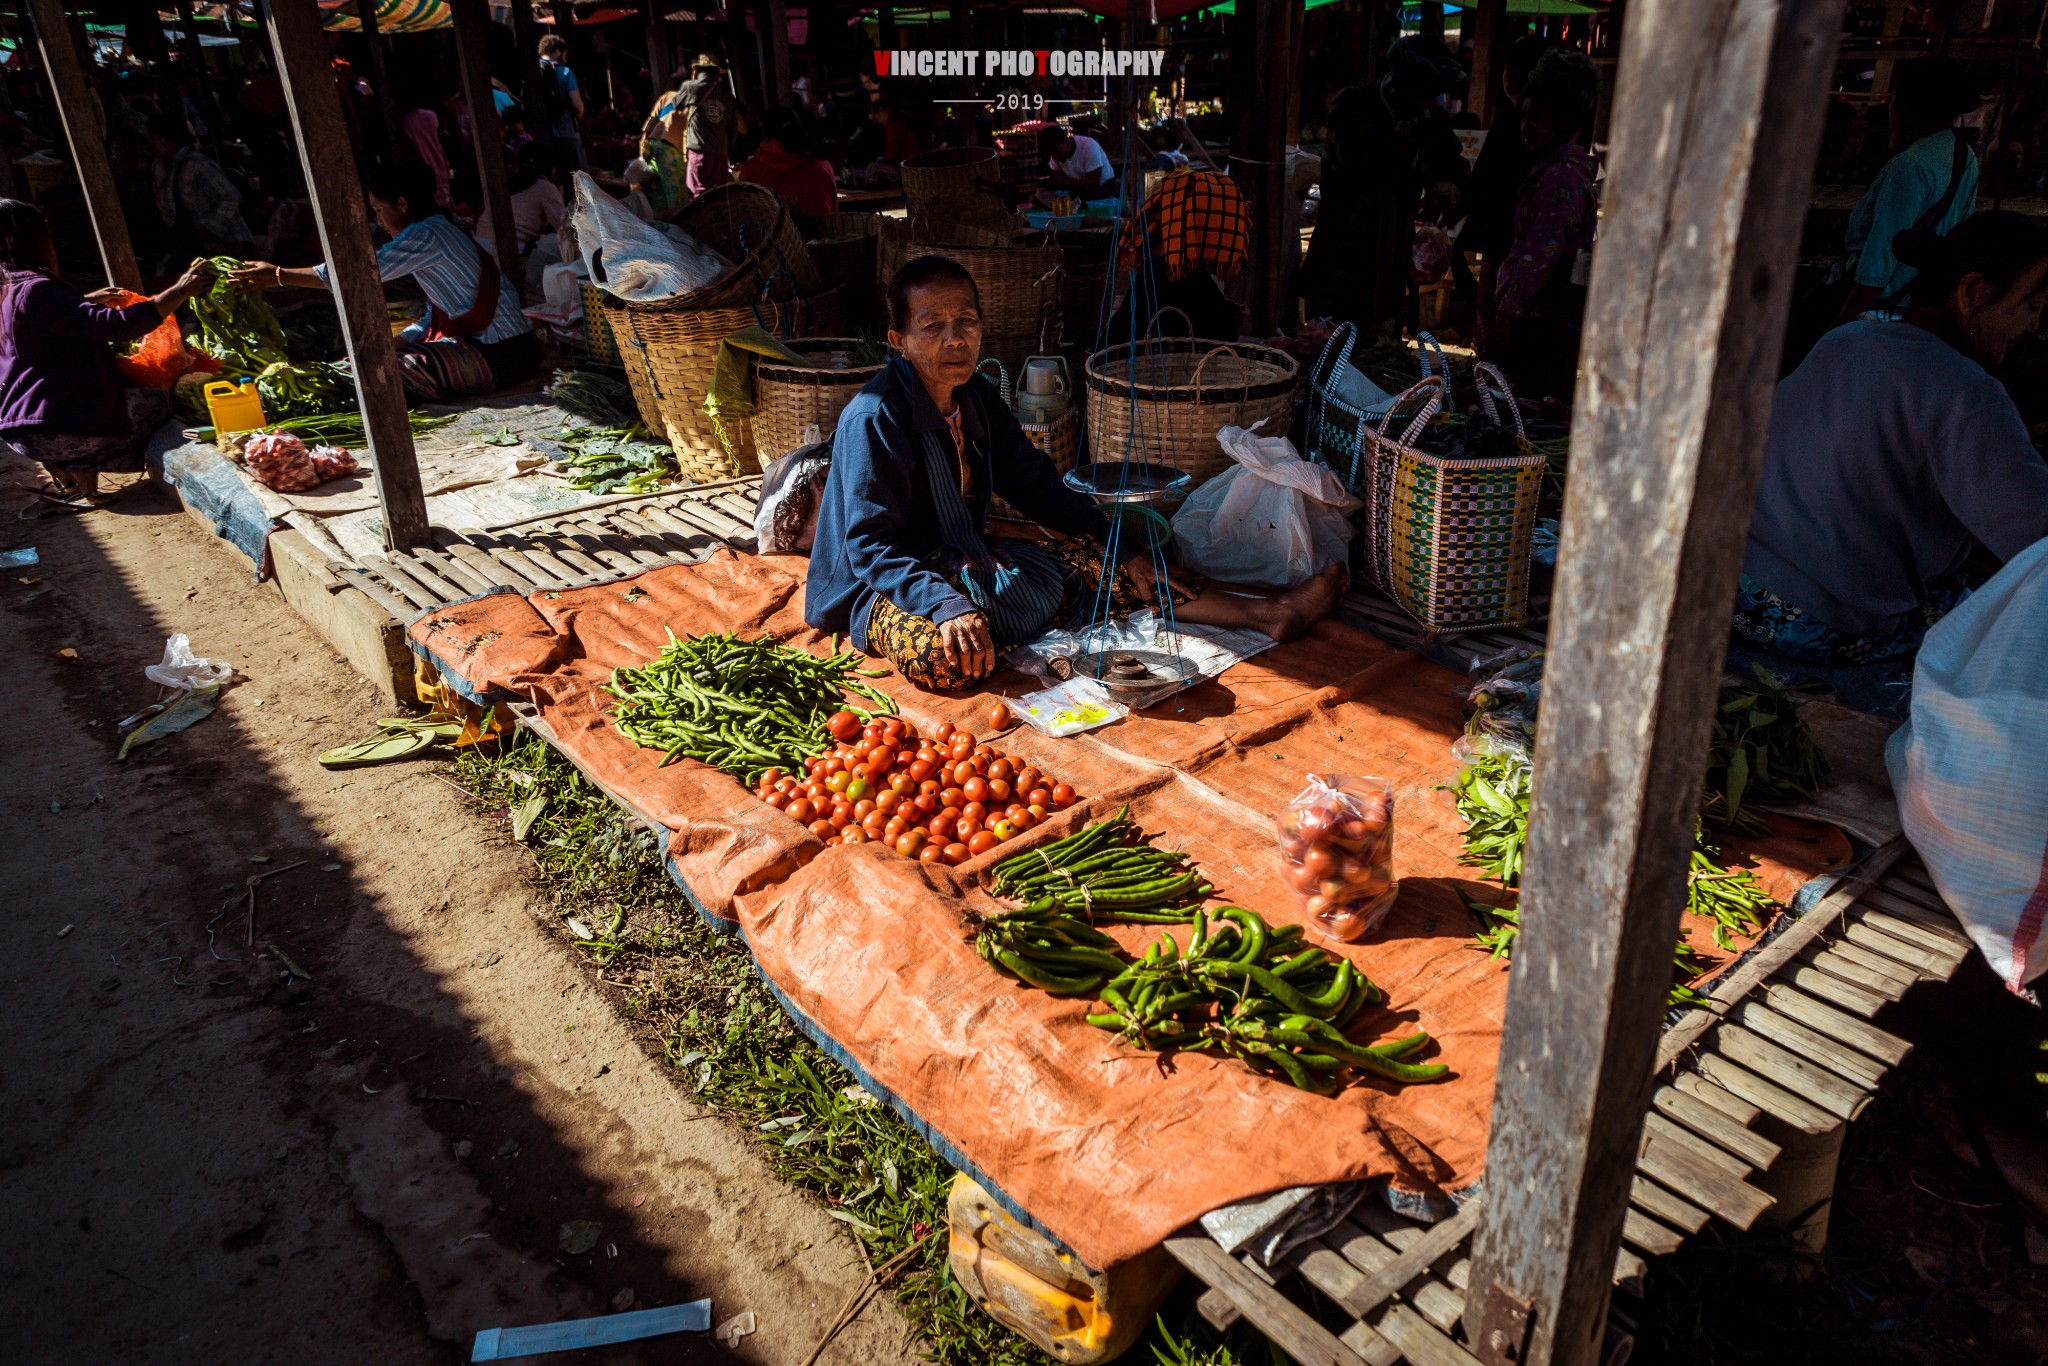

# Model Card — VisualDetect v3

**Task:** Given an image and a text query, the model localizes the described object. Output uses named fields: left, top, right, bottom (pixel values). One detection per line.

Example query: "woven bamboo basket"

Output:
left=579, top=280, right=620, bottom=364
left=604, top=295, right=794, bottom=482
left=899, top=147, right=1017, bottom=231
left=873, top=219, right=1062, bottom=343
left=750, top=339, right=886, bottom=464
left=1360, top=369, right=1545, bottom=632
left=1024, top=226, right=1115, bottom=352
left=808, top=211, right=881, bottom=291
left=667, top=183, right=820, bottom=310
left=1084, top=336, right=1299, bottom=486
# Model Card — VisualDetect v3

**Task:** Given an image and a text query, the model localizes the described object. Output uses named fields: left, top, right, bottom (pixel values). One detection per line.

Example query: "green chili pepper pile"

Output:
left=985, top=809, right=1214, bottom=920
left=1686, top=833, right=1774, bottom=951
left=1457, top=891, right=1710, bottom=1010
left=976, top=901, right=1446, bottom=1093
left=1701, top=664, right=1832, bottom=834
left=606, top=631, right=895, bottom=784
left=187, top=257, right=291, bottom=374
left=1447, top=753, right=1531, bottom=885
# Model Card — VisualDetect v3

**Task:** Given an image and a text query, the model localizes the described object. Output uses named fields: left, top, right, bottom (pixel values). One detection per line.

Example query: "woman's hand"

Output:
left=150, top=257, right=217, bottom=317
left=225, top=260, right=283, bottom=293
left=937, top=611, right=996, bottom=682
left=1122, top=553, right=1162, bottom=604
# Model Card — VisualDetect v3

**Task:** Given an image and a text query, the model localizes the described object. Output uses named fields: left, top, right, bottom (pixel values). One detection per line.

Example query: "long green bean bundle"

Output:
left=606, top=631, right=895, bottom=783
left=187, top=257, right=291, bottom=374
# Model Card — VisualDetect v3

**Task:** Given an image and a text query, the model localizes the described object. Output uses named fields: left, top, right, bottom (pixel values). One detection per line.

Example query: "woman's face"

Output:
left=1520, top=96, right=1574, bottom=153
left=888, top=280, right=983, bottom=397
left=1955, top=259, right=2048, bottom=366
left=368, top=192, right=410, bottom=237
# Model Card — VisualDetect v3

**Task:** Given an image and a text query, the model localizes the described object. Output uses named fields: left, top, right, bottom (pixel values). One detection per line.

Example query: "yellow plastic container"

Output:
left=947, top=1175, right=1181, bottom=1364
left=204, top=379, right=267, bottom=435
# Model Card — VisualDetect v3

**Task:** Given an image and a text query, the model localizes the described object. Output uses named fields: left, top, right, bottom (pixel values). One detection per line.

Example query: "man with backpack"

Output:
left=535, top=34, right=586, bottom=178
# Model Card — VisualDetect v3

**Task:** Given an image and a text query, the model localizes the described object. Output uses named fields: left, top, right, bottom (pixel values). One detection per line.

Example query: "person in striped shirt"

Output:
left=229, top=160, right=538, bottom=402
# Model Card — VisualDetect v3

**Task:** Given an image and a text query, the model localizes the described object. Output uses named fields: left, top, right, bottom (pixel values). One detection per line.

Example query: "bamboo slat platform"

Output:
left=331, top=476, right=763, bottom=616
left=390, top=498, right=1964, bottom=1365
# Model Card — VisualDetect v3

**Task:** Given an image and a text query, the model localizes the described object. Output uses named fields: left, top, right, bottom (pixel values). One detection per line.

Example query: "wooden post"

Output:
left=449, top=0, right=520, bottom=301
left=1463, top=2, right=1845, bottom=1363
left=264, top=0, right=433, bottom=552
left=27, top=0, right=141, bottom=289
left=646, top=1, right=674, bottom=95
left=1468, top=0, right=1507, bottom=126
left=1420, top=1, right=1445, bottom=42
left=355, top=0, right=400, bottom=163
left=758, top=0, right=790, bottom=105
left=1870, top=0, right=1907, bottom=96
left=509, top=0, right=540, bottom=104
left=1235, top=0, right=1300, bottom=336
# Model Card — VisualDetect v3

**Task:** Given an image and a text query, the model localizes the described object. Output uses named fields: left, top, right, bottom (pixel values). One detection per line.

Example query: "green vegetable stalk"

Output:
left=186, top=256, right=291, bottom=375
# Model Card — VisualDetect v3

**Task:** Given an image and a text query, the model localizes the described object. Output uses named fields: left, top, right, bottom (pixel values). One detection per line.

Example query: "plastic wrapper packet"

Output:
left=1279, top=774, right=1396, bottom=942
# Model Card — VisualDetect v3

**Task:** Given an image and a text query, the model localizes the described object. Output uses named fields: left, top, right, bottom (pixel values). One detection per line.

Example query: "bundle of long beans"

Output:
left=984, top=808, right=1213, bottom=920
left=606, top=631, right=895, bottom=784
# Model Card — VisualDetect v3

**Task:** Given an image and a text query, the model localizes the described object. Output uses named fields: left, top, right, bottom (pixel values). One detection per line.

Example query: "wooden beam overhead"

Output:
left=1464, top=0, right=1846, bottom=1361
left=27, top=0, right=142, bottom=290
left=263, top=0, right=433, bottom=552
left=449, top=0, right=522, bottom=302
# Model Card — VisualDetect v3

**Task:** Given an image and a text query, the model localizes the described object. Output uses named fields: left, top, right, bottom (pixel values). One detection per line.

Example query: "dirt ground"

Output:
left=0, top=453, right=919, bottom=1365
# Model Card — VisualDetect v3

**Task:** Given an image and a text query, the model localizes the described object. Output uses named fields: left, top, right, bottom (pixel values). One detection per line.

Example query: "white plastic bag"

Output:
left=145, top=632, right=235, bottom=691
left=566, top=171, right=729, bottom=302
left=1170, top=421, right=1361, bottom=588
left=1886, top=537, right=2048, bottom=992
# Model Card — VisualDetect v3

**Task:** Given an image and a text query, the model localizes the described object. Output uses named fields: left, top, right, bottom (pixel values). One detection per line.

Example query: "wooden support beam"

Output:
left=758, top=0, right=790, bottom=104
left=27, top=0, right=141, bottom=289
left=1467, top=0, right=1508, bottom=127
left=265, top=0, right=433, bottom=552
left=355, top=0, right=400, bottom=163
left=449, top=0, right=521, bottom=302
left=1464, top=1, right=1845, bottom=1362
left=509, top=0, right=541, bottom=105
left=646, top=2, right=675, bottom=92
left=1234, top=0, right=1301, bottom=336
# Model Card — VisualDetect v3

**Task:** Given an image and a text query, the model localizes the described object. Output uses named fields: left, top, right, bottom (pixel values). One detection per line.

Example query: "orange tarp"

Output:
left=408, top=552, right=1849, bottom=1269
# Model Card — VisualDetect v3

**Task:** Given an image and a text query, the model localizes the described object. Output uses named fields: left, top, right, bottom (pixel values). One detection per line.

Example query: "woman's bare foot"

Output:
left=1173, top=563, right=1349, bottom=642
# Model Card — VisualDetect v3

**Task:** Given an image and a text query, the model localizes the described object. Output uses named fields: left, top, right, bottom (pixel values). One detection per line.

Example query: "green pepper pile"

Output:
left=985, top=809, right=1213, bottom=920
left=548, top=424, right=677, bottom=495
left=976, top=901, right=1447, bottom=1093
left=607, top=631, right=895, bottom=784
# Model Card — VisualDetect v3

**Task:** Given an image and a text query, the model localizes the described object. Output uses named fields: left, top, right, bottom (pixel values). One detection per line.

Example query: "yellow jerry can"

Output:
left=204, top=378, right=267, bottom=435
left=947, top=1174, right=1181, bottom=1364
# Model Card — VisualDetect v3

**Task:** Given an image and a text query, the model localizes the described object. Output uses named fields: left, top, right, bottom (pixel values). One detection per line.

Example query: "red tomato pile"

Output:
left=754, top=711, right=1080, bottom=864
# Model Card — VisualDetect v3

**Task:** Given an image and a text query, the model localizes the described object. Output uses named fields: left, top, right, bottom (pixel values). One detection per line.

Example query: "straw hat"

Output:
left=691, top=53, right=723, bottom=72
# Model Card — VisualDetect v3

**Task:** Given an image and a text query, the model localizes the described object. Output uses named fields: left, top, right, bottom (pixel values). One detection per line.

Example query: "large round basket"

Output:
left=578, top=280, right=620, bottom=364
left=1024, top=226, right=1115, bottom=352
left=603, top=296, right=795, bottom=482
left=807, top=211, right=881, bottom=292
left=667, top=183, right=820, bottom=310
left=899, top=147, right=1016, bottom=231
left=877, top=219, right=1062, bottom=341
left=751, top=339, right=886, bottom=465
left=1084, top=337, right=1299, bottom=486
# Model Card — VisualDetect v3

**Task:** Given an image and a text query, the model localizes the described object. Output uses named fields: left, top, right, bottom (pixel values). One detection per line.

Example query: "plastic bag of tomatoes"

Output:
left=1278, top=774, right=1397, bottom=942
left=752, top=711, right=1080, bottom=866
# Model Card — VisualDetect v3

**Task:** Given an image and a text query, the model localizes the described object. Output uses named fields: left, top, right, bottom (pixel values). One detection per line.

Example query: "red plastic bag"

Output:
left=1278, top=775, right=1397, bottom=942
left=106, top=288, right=203, bottom=389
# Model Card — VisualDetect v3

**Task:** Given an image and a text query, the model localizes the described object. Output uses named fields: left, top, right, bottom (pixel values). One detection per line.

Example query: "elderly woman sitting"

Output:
left=805, top=255, right=1343, bottom=691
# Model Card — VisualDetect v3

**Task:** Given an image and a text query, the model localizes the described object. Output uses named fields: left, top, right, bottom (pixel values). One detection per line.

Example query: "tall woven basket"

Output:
left=876, top=219, right=1063, bottom=341
left=751, top=339, right=886, bottom=464
left=668, top=183, right=821, bottom=309
left=579, top=280, right=620, bottom=364
left=1084, top=336, right=1298, bottom=487
left=1361, top=370, right=1545, bottom=633
left=899, top=147, right=1017, bottom=232
left=605, top=296, right=791, bottom=482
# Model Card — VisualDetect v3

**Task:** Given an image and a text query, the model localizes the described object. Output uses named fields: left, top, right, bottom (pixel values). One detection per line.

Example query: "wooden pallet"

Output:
left=1172, top=842, right=1964, bottom=1365
left=337, top=477, right=763, bottom=616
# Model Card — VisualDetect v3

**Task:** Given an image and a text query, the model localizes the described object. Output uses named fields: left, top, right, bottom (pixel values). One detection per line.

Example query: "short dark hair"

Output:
left=0, top=198, right=53, bottom=272
left=1893, top=55, right=1978, bottom=128
left=763, top=105, right=810, bottom=155
left=146, top=108, right=190, bottom=146
left=887, top=254, right=980, bottom=331
left=363, top=158, right=444, bottom=224
left=1522, top=49, right=1599, bottom=139
left=1037, top=125, right=1070, bottom=159
left=1895, top=210, right=2048, bottom=309
left=538, top=34, right=568, bottom=59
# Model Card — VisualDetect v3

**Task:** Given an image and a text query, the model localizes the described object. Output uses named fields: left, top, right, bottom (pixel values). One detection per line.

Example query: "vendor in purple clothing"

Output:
left=1737, top=211, right=2048, bottom=666
left=0, top=200, right=214, bottom=504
